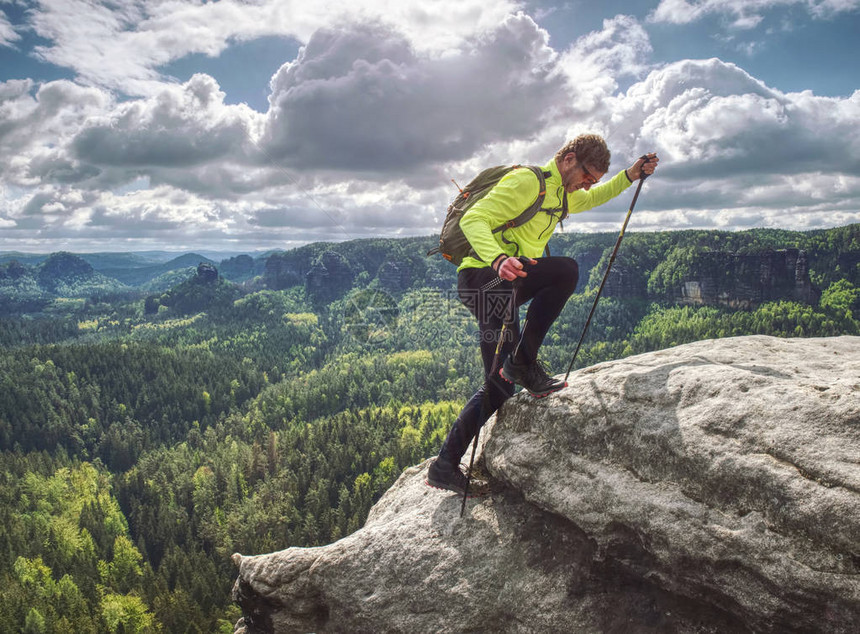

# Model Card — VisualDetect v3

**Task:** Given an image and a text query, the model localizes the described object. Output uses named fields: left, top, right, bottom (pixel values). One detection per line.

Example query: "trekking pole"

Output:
left=461, top=279, right=519, bottom=517
left=564, top=156, right=652, bottom=383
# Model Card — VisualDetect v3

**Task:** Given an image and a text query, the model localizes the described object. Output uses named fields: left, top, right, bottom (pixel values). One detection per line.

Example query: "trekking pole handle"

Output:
left=621, top=154, right=653, bottom=227
left=638, top=154, right=653, bottom=181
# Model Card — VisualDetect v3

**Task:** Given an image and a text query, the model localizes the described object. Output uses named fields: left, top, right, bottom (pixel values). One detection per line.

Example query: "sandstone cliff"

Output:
left=675, top=248, right=819, bottom=307
left=232, top=336, right=860, bottom=633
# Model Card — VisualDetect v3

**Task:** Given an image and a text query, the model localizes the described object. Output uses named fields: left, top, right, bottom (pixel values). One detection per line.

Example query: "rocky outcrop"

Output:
left=264, top=253, right=311, bottom=290
left=220, top=254, right=259, bottom=282
left=305, top=251, right=354, bottom=304
left=197, top=262, right=219, bottom=283
left=678, top=249, right=820, bottom=307
left=377, top=261, right=409, bottom=293
left=570, top=246, right=606, bottom=294
left=232, top=336, right=860, bottom=633
left=604, top=264, right=647, bottom=299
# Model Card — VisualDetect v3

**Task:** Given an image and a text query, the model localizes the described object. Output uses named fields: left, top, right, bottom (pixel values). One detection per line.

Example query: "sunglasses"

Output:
left=581, top=163, right=600, bottom=185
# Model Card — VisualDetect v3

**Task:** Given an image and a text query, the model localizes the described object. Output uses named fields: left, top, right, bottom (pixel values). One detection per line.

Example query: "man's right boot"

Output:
left=426, top=456, right=489, bottom=497
left=499, top=356, right=567, bottom=398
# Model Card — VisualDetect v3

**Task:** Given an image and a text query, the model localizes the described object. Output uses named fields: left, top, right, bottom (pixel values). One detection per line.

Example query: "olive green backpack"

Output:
left=427, top=164, right=567, bottom=265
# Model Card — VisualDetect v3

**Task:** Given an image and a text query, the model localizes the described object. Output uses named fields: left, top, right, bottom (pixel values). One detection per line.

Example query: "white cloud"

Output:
left=0, top=9, right=20, bottom=48
left=587, top=58, right=860, bottom=234
left=807, top=0, right=860, bottom=16
left=260, top=15, right=560, bottom=172
left=617, top=60, right=860, bottom=178
left=70, top=74, right=261, bottom=175
left=23, top=0, right=518, bottom=96
left=649, top=0, right=860, bottom=26
left=0, top=73, right=276, bottom=216
left=0, top=79, right=113, bottom=186
left=438, top=14, right=657, bottom=177
left=554, top=14, right=653, bottom=113
left=731, top=14, right=765, bottom=29
left=2, top=11, right=860, bottom=251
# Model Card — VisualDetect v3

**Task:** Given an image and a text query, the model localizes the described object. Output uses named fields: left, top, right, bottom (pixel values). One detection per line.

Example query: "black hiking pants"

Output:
left=437, top=256, right=579, bottom=466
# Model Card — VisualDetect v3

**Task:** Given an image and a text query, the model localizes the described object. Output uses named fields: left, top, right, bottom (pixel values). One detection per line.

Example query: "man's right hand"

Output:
left=494, top=256, right=536, bottom=281
left=626, top=152, right=659, bottom=181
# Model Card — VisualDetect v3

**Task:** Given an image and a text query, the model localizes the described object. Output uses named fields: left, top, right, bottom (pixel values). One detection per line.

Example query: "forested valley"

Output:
left=1, top=225, right=858, bottom=632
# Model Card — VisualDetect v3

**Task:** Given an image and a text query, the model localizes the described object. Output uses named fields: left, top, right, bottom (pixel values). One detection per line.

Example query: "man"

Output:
left=427, top=134, right=659, bottom=495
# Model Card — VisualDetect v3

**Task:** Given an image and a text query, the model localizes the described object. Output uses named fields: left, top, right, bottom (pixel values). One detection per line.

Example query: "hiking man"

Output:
left=427, top=134, right=659, bottom=495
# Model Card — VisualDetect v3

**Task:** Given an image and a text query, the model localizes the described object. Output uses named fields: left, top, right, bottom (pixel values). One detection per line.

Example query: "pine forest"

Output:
left=1, top=225, right=858, bottom=632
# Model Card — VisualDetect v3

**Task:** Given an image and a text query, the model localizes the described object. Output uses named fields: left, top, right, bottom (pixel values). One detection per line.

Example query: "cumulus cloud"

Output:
left=611, top=58, right=860, bottom=179
left=7, top=74, right=270, bottom=196
left=430, top=13, right=658, bottom=185
left=3, top=182, right=241, bottom=249
left=0, top=79, right=113, bottom=187
left=2, top=8, right=859, bottom=251
left=649, top=0, right=860, bottom=27
left=70, top=74, right=260, bottom=173
left=0, top=9, right=20, bottom=48
left=584, top=57, right=860, bottom=234
left=553, top=14, right=653, bottom=117
left=23, top=0, right=518, bottom=96
left=260, top=15, right=560, bottom=172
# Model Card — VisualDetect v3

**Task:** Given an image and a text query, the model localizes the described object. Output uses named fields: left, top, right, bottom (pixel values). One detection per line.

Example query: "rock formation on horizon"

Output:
left=676, top=248, right=819, bottom=307
left=232, top=336, right=860, bottom=633
left=306, top=251, right=355, bottom=304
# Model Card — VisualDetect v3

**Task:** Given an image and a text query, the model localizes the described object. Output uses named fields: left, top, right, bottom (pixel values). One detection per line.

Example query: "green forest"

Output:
left=1, top=225, right=858, bottom=632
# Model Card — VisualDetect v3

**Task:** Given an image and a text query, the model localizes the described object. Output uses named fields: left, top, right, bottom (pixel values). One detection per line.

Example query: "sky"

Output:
left=1, top=0, right=859, bottom=254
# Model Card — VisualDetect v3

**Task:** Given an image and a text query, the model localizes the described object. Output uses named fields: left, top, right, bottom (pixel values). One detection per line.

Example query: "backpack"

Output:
left=427, top=165, right=567, bottom=265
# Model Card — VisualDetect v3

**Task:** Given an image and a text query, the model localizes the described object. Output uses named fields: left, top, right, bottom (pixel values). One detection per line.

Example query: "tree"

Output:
left=100, top=592, right=157, bottom=633
left=821, top=279, right=860, bottom=318
left=101, top=536, right=144, bottom=594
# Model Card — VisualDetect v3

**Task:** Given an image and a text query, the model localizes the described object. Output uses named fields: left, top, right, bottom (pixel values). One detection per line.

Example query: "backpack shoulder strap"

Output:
left=490, top=165, right=547, bottom=236
left=559, top=183, right=568, bottom=222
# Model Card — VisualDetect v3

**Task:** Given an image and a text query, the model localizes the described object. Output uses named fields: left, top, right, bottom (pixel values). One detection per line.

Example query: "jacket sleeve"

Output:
left=567, top=170, right=633, bottom=213
left=459, top=168, right=541, bottom=264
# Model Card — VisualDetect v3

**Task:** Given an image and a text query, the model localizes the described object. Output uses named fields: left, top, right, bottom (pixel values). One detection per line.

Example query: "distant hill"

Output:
left=138, top=267, right=197, bottom=293
left=149, top=262, right=242, bottom=315
left=2, top=250, right=269, bottom=286
left=0, top=252, right=49, bottom=267
left=77, top=252, right=161, bottom=270
left=37, top=253, right=129, bottom=297
left=2, top=225, right=857, bottom=311
left=262, top=225, right=858, bottom=307
left=0, top=252, right=129, bottom=312
left=0, top=249, right=268, bottom=302
left=100, top=253, right=217, bottom=286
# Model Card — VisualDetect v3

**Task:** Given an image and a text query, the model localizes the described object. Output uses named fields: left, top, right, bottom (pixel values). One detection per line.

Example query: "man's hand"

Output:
left=626, top=153, right=659, bottom=181
left=494, top=256, right=537, bottom=281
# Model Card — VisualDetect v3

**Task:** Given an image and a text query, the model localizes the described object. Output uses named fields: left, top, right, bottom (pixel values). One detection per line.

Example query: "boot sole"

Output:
left=499, top=367, right=567, bottom=398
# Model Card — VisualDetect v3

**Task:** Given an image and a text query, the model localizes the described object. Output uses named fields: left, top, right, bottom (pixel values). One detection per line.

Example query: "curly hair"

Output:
left=554, top=134, right=611, bottom=173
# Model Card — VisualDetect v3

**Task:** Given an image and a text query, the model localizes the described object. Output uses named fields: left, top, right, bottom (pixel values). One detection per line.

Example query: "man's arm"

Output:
left=568, top=154, right=659, bottom=214
left=567, top=170, right=633, bottom=214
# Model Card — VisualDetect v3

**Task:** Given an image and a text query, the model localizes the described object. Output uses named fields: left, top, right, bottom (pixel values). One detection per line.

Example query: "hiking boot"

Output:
left=499, top=356, right=567, bottom=398
left=426, top=458, right=490, bottom=497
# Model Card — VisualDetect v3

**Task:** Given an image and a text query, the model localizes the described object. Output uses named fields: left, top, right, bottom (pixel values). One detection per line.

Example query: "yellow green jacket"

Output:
left=458, top=159, right=633, bottom=271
